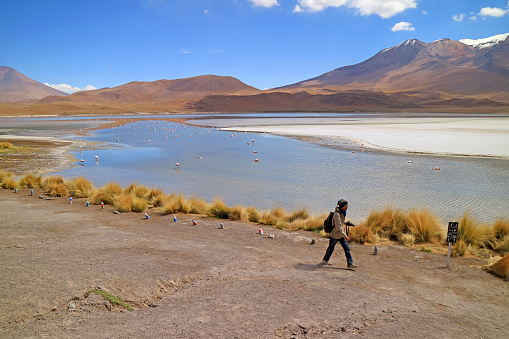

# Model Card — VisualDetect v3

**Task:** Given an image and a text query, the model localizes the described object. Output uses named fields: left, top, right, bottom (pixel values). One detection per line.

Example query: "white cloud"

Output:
left=478, top=7, right=508, bottom=18
left=295, top=0, right=417, bottom=18
left=179, top=49, right=191, bottom=53
left=248, top=0, right=279, bottom=7
left=391, top=21, right=415, bottom=32
left=44, top=83, right=97, bottom=94
left=293, top=4, right=303, bottom=13
left=421, top=10, right=427, bottom=15
left=452, top=13, right=466, bottom=22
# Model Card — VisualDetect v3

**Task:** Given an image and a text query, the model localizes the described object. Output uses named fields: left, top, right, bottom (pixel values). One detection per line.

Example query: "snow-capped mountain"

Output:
left=279, top=33, right=509, bottom=96
left=460, top=33, right=509, bottom=49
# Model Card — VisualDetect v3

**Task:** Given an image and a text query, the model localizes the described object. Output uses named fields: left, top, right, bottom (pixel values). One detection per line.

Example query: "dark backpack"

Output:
left=323, top=211, right=334, bottom=233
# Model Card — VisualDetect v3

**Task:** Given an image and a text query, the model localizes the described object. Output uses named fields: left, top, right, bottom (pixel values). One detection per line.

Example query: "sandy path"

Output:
left=1, top=188, right=508, bottom=338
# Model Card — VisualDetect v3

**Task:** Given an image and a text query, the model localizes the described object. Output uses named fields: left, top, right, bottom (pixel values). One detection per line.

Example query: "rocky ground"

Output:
left=0, top=187, right=508, bottom=338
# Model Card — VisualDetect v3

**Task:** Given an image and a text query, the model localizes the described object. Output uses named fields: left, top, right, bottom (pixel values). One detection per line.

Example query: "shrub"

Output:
left=457, top=212, right=489, bottom=248
left=494, top=235, right=509, bottom=255
left=47, top=183, right=69, bottom=197
left=3, top=177, right=18, bottom=189
left=247, top=206, right=260, bottom=223
left=230, top=205, right=249, bottom=221
left=365, top=207, right=407, bottom=241
left=452, top=239, right=471, bottom=257
left=290, top=216, right=324, bottom=231
left=260, top=211, right=278, bottom=226
left=19, top=172, right=42, bottom=188
left=0, top=170, right=15, bottom=185
left=147, top=188, right=163, bottom=201
left=67, top=176, right=94, bottom=198
left=349, top=225, right=372, bottom=244
left=133, top=184, right=149, bottom=199
left=160, top=194, right=188, bottom=214
left=131, top=195, right=148, bottom=213
left=209, top=197, right=230, bottom=219
left=407, top=209, right=443, bottom=243
left=493, top=218, right=509, bottom=239
left=288, top=208, right=309, bottom=222
left=114, top=193, right=133, bottom=213
left=41, top=176, right=64, bottom=190
left=399, top=233, right=415, bottom=247
left=186, top=196, right=209, bottom=214
left=150, top=192, right=169, bottom=208
left=0, top=142, right=14, bottom=148
left=270, top=207, right=287, bottom=220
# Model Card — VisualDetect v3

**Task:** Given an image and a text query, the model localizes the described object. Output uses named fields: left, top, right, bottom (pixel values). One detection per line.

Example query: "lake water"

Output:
left=10, top=113, right=502, bottom=225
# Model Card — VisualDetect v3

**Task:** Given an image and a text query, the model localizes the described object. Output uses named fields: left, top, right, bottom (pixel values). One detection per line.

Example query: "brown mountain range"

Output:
left=0, top=66, right=67, bottom=102
left=277, top=36, right=509, bottom=98
left=1, top=34, right=508, bottom=115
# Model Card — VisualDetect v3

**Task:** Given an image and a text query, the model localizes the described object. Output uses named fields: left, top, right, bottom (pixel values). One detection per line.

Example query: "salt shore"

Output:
left=217, top=115, right=509, bottom=158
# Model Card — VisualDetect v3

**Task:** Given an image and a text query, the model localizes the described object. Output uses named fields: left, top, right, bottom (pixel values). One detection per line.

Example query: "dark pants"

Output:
left=323, top=237, right=353, bottom=265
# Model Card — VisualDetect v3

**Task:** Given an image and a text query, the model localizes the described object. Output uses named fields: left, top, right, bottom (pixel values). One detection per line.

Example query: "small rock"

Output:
left=114, top=211, right=120, bottom=214
left=67, top=302, right=76, bottom=311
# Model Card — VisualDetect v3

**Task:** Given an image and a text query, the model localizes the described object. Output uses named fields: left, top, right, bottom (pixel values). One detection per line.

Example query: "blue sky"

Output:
left=1, top=0, right=508, bottom=92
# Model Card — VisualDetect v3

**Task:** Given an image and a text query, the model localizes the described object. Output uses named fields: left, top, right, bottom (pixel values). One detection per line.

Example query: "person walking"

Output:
left=321, top=199, right=358, bottom=268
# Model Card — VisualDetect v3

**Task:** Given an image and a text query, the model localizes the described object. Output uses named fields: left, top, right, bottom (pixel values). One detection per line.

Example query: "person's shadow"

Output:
left=295, top=263, right=354, bottom=271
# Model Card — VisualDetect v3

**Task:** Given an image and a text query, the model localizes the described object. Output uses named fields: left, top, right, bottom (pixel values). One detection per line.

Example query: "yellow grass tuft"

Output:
left=0, top=141, right=15, bottom=148
left=348, top=225, right=372, bottom=244
left=457, top=212, right=490, bottom=248
left=41, top=176, right=64, bottom=190
left=288, top=208, right=309, bottom=222
left=66, top=176, right=94, bottom=198
left=407, top=209, right=444, bottom=243
left=0, top=170, right=15, bottom=185
left=19, top=172, right=42, bottom=188
left=114, top=193, right=133, bottom=213
left=365, top=206, right=407, bottom=241
left=150, top=192, right=169, bottom=208
left=229, top=205, right=249, bottom=222
left=493, top=218, right=509, bottom=239
left=159, top=194, right=189, bottom=214
left=3, top=177, right=18, bottom=190
left=208, top=197, right=230, bottom=219
left=147, top=188, right=163, bottom=201
left=399, top=233, right=416, bottom=247
left=131, top=195, right=148, bottom=213
left=186, top=196, right=209, bottom=214
left=246, top=206, right=260, bottom=223
left=47, top=182, right=69, bottom=197
left=495, top=235, right=509, bottom=255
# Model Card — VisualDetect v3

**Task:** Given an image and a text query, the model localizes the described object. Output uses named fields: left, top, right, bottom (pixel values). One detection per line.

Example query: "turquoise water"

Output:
left=37, top=116, right=509, bottom=224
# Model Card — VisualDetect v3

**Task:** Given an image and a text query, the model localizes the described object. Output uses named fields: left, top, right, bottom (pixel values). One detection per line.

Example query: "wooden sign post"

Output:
left=446, top=222, right=458, bottom=268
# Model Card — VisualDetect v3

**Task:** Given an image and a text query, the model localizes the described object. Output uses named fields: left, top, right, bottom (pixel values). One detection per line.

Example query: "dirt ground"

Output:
left=0, top=187, right=508, bottom=339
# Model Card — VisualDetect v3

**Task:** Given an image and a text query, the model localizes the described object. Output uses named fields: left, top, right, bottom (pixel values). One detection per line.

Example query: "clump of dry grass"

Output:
left=125, top=182, right=149, bottom=199
left=90, top=182, right=123, bottom=205
left=407, top=209, right=444, bottom=243
left=289, top=215, right=324, bottom=231
left=348, top=225, right=372, bottom=244
left=41, top=176, right=64, bottom=189
left=3, top=176, right=18, bottom=190
left=208, top=197, right=230, bottom=219
left=131, top=195, right=148, bottom=213
left=365, top=207, right=407, bottom=241
left=457, top=212, right=490, bottom=248
left=147, top=188, right=163, bottom=202
left=186, top=196, right=209, bottom=214
left=493, top=218, right=509, bottom=239
left=0, top=170, right=15, bottom=185
left=67, top=176, right=94, bottom=198
left=494, top=235, right=509, bottom=255
left=150, top=192, right=169, bottom=208
left=19, top=173, right=42, bottom=188
left=399, top=233, right=416, bottom=247
left=246, top=206, right=260, bottom=223
left=114, top=193, right=133, bottom=213
left=288, top=208, right=309, bottom=222
left=47, top=182, right=69, bottom=197
left=159, top=194, right=186, bottom=214
left=229, top=205, right=249, bottom=222
left=0, top=142, right=14, bottom=148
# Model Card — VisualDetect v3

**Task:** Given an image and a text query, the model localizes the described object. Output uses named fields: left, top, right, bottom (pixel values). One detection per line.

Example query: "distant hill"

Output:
left=0, top=66, right=67, bottom=102
left=278, top=33, right=509, bottom=98
left=41, top=75, right=260, bottom=104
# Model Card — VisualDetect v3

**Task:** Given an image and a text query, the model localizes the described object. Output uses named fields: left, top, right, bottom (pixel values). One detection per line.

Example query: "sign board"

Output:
left=447, top=222, right=459, bottom=243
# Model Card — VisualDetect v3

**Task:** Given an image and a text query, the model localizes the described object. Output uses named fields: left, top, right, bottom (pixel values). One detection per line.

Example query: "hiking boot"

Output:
left=320, top=260, right=331, bottom=265
left=347, top=264, right=359, bottom=269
